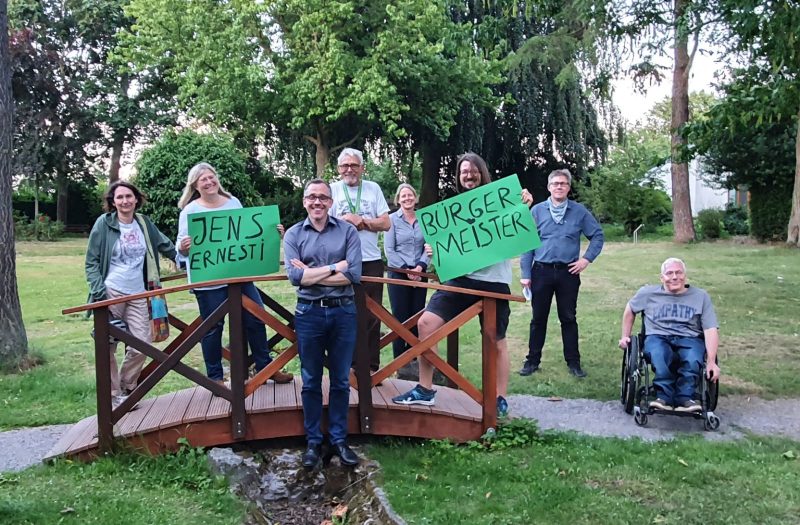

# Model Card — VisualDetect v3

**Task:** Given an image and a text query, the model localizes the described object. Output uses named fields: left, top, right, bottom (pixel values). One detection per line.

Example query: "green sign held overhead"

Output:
left=187, top=206, right=281, bottom=284
left=417, top=175, right=541, bottom=282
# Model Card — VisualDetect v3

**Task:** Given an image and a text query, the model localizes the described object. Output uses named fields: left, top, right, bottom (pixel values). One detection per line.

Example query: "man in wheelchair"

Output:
left=619, top=258, right=720, bottom=413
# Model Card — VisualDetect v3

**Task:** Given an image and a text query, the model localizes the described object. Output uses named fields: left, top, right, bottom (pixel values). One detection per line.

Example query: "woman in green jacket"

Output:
left=85, top=181, right=176, bottom=407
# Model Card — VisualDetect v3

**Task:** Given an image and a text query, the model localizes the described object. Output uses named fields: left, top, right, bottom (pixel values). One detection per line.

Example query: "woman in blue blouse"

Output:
left=384, top=184, right=431, bottom=374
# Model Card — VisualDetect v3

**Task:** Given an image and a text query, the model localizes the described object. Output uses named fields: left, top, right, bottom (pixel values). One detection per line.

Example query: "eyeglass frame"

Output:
left=303, top=194, right=332, bottom=203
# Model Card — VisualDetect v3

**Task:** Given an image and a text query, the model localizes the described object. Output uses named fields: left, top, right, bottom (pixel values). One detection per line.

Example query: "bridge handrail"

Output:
left=63, top=270, right=523, bottom=314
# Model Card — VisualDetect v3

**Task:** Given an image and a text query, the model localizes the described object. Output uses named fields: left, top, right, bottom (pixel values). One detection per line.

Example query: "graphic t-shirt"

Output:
left=105, top=220, right=147, bottom=294
left=330, top=180, right=389, bottom=262
left=628, top=285, right=718, bottom=338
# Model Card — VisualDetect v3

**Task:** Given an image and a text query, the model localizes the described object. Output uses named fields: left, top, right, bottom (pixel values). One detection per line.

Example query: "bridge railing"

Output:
left=63, top=270, right=524, bottom=452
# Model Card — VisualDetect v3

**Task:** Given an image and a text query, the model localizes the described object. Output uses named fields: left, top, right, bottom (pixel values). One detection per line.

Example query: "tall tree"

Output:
left=119, top=0, right=499, bottom=178
left=609, top=0, right=724, bottom=242
left=0, top=0, right=30, bottom=367
left=71, top=0, right=177, bottom=183
left=9, top=0, right=99, bottom=223
left=716, top=0, right=800, bottom=245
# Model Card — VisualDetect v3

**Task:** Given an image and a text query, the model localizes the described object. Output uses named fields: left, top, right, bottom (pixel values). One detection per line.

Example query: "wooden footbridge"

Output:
left=47, top=272, right=523, bottom=462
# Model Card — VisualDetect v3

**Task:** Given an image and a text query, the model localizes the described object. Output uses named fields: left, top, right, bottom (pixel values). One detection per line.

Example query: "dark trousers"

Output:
left=526, top=263, right=581, bottom=367
left=387, top=271, right=428, bottom=358
left=194, top=283, right=272, bottom=381
left=295, top=301, right=357, bottom=445
left=359, top=260, right=385, bottom=370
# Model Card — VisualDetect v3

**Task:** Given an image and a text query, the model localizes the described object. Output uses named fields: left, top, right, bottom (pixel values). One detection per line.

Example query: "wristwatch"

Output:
left=328, top=264, right=337, bottom=274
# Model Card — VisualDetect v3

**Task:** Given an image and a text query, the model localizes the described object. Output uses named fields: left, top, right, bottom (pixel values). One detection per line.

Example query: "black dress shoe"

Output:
left=302, top=444, right=322, bottom=469
left=519, top=360, right=540, bottom=376
left=325, top=443, right=359, bottom=467
left=568, top=365, right=587, bottom=378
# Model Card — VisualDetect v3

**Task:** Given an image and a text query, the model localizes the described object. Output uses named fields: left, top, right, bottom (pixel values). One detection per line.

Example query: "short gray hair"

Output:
left=337, top=148, right=364, bottom=166
left=548, top=169, right=572, bottom=186
left=661, top=257, right=686, bottom=274
left=393, top=183, right=418, bottom=205
left=303, top=178, right=331, bottom=195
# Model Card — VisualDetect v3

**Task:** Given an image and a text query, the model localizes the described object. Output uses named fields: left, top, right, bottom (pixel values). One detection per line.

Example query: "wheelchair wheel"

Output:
left=634, top=408, right=648, bottom=427
left=705, top=373, right=719, bottom=412
left=704, top=414, right=720, bottom=431
left=622, top=337, right=640, bottom=414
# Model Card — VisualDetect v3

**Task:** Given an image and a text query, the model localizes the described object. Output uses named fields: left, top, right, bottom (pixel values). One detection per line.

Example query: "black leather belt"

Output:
left=297, top=297, right=354, bottom=307
left=534, top=261, right=572, bottom=270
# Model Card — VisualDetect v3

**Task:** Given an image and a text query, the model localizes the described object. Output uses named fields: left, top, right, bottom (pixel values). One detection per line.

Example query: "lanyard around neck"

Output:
left=344, top=182, right=362, bottom=214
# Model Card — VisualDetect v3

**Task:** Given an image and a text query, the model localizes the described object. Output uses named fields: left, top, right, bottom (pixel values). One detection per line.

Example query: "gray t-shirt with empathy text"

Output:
left=628, top=284, right=718, bottom=338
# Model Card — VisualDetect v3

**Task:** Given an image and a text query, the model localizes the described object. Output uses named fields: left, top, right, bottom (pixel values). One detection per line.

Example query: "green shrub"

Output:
left=749, top=187, right=791, bottom=241
left=134, top=130, right=260, bottom=239
left=723, top=203, right=749, bottom=235
left=13, top=211, right=65, bottom=241
left=696, top=208, right=724, bottom=240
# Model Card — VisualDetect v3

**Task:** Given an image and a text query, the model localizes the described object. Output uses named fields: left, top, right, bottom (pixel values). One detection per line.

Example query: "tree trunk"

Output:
left=670, top=0, right=696, bottom=243
left=419, top=140, right=441, bottom=207
left=314, top=139, right=330, bottom=179
left=0, top=2, right=30, bottom=367
left=108, top=132, right=124, bottom=184
left=56, top=171, right=68, bottom=223
left=787, top=107, right=800, bottom=246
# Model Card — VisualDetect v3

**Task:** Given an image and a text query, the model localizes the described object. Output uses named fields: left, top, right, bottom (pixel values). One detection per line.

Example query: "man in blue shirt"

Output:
left=284, top=179, right=363, bottom=469
left=519, top=169, right=604, bottom=378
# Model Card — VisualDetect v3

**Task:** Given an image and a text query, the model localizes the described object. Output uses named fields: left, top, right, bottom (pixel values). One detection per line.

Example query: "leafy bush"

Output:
left=579, top=130, right=672, bottom=234
left=723, top=203, right=749, bottom=235
left=750, top=185, right=792, bottom=241
left=696, top=208, right=724, bottom=240
left=134, top=130, right=260, bottom=239
left=14, top=211, right=65, bottom=241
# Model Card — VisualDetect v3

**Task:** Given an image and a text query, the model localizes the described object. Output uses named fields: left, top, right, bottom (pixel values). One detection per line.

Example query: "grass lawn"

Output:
left=0, top=446, right=245, bottom=525
left=2, top=237, right=799, bottom=524
left=370, top=422, right=800, bottom=525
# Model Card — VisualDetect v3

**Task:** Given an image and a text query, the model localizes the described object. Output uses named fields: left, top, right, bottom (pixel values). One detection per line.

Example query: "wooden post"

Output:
left=228, top=283, right=247, bottom=439
left=354, top=284, right=373, bottom=433
left=481, top=298, right=497, bottom=432
left=446, top=329, right=459, bottom=389
left=93, top=307, right=113, bottom=453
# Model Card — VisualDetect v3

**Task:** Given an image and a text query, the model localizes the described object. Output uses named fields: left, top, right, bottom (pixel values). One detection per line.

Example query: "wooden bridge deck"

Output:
left=45, top=378, right=483, bottom=461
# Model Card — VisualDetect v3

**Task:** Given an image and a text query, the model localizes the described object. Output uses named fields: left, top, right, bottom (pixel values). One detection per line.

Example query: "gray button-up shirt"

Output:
left=284, top=215, right=362, bottom=300
left=520, top=199, right=604, bottom=279
left=384, top=209, right=430, bottom=270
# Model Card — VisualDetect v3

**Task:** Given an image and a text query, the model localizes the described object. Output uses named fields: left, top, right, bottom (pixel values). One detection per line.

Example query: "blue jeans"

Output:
left=644, top=335, right=705, bottom=405
left=193, top=283, right=272, bottom=381
left=387, top=271, right=427, bottom=358
left=294, top=301, right=357, bottom=446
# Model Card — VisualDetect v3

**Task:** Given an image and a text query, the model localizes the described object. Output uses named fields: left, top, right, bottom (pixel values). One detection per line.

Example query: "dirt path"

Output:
left=2, top=395, right=798, bottom=472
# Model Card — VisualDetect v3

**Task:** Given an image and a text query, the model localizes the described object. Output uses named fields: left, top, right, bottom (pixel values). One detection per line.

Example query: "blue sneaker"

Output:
left=497, top=395, right=509, bottom=418
left=392, top=385, right=436, bottom=406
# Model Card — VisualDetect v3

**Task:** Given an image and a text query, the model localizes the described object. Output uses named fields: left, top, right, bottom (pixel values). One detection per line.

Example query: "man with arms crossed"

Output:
left=284, top=179, right=363, bottom=468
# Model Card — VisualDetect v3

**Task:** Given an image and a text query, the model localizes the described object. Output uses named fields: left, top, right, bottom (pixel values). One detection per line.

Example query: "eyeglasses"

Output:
left=549, top=181, right=570, bottom=187
left=338, top=163, right=362, bottom=171
left=303, top=194, right=332, bottom=203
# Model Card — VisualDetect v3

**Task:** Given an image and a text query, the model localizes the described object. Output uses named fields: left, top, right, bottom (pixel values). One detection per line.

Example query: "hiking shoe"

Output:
left=392, top=385, right=436, bottom=406
left=675, top=399, right=702, bottom=413
left=519, top=360, right=540, bottom=376
left=271, top=370, right=294, bottom=383
left=497, top=396, right=509, bottom=418
left=568, top=365, right=587, bottom=378
left=649, top=398, right=673, bottom=411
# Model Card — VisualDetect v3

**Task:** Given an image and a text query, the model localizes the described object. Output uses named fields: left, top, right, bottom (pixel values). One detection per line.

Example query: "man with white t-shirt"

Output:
left=329, top=148, right=390, bottom=372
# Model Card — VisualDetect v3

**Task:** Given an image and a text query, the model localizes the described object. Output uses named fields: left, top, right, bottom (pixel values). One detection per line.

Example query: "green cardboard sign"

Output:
left=187, top=205, right=281, bottom=283
left=417, top=175, right=541, bottom=282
